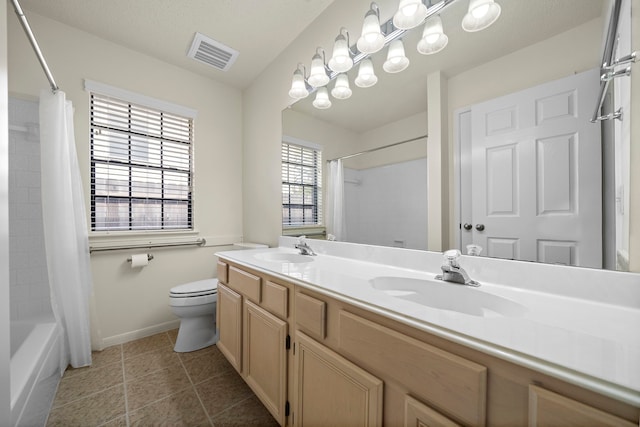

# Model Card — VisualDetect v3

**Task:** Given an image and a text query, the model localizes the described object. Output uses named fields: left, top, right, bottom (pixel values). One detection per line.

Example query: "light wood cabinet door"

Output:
left=244, top=300, right=288, bottom=426
left=528, top=385, right=636, bottom=427
left=294, top=331, right=383, bottom=427
left=216, top=283, right=243, bottom=373
left=405, top=395, right=461, bottom=427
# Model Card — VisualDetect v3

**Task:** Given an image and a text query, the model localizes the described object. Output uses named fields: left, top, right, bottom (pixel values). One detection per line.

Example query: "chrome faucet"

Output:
left=435, top=249, right=480, bottom=287
left=295, top=236, right=317, bottom=256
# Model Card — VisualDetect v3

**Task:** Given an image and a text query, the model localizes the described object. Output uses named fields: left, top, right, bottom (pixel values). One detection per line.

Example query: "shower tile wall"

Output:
left=8, top=97, right=52, bottom=321
left=344, top=158, right=428, bottom=250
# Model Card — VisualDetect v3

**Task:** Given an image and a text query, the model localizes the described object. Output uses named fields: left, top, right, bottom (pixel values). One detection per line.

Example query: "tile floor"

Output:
left=46, top=329, right=279, bottom=426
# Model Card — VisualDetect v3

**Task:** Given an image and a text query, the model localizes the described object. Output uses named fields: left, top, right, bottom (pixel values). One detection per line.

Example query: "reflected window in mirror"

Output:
left=281, top=138, right=324, bottom=238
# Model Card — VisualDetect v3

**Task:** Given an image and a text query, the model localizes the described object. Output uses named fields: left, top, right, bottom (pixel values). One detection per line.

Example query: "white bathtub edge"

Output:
left=10, top=321, right=60, bottom=426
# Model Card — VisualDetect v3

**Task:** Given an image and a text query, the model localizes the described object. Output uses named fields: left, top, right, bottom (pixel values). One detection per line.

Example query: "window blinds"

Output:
left=90, top=94, right=193, bottom=231
left=282, top=142, right=322, bottom=226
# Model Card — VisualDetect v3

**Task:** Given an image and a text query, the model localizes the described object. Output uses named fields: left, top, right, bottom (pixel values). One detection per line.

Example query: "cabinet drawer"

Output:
left=528, top=385, right=636, bottom=427
left=228, top=266, right=261, bottom=302
left=295, top=292, right=326, bottom=339
left=339, top=311, right=487, bottom=427
left=217, top=260, right=228, bottom=284
left=262, top=280, right=288, bottom=319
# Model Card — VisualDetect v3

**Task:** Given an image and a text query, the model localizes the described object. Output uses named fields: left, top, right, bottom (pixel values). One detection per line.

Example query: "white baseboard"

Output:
left=99, top=319, right=181, bottom=349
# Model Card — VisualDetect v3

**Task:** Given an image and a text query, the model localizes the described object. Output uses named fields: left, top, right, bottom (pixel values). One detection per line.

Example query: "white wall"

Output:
left=8, top=11, right=244, bottom=347
left=344, top=158, right=428, bottom=249
left=282, top=108, right=359, bottom=162
left=630, top=0, right=640, bottom=271
left=8, top=96, right=53, bottom=322
left=1, top=0, right=12, bottom=423
left=350, top=111, right=428, bottom=170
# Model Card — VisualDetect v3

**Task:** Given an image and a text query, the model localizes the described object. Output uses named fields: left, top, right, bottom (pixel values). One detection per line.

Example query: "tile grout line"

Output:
left=172, top=335, right=216, bottom=426
left=210, top=394, right=259, bottom=421
left=117, top=332, right=199, bottom=423
left=120, top=344, right=131, bottom=427
left=48, top=359, right=123, bottom=410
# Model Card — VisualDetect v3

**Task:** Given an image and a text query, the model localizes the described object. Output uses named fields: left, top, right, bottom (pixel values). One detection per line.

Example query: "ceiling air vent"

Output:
left=187, top=32, right=239, bottom=72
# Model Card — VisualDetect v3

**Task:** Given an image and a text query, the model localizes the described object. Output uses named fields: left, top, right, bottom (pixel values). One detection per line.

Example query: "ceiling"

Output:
left=16, top=0, right=606, bottom=132
left=17, top=0, right=336, bottom=89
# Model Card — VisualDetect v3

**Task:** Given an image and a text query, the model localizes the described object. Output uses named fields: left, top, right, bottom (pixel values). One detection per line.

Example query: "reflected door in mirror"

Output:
left=460, top=69, right=602, bottom=268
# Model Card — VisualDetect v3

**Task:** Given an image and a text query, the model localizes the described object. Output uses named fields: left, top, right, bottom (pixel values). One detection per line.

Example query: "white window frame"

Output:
left=85, top=80, right=197, bottom=233
left=281, top=135, right=323, bottom=228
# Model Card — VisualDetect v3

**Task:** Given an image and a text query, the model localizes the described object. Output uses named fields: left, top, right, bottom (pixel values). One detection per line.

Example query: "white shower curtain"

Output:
left=40, top=90, right=92, bottom=369
left=326, top=159, right=346, bottom=240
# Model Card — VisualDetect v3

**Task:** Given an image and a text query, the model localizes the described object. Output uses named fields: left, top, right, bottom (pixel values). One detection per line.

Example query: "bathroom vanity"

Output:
left=215, top=239, right=640, bottom=426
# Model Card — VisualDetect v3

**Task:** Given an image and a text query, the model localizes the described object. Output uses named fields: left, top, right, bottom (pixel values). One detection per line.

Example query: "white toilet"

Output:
left=169, top=278, right=218, bottom=352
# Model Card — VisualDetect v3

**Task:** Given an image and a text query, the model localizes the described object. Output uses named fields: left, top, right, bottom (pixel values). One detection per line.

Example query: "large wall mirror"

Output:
left=282, top=0, right=636, bottom=272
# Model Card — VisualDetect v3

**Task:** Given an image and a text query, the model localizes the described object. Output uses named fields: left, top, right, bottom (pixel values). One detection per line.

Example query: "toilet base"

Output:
left=173, top=314, right=218, bottom=352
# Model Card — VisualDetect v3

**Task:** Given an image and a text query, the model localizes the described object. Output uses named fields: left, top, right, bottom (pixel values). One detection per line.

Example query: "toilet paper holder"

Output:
left=127, top=254, right=154, bottom=263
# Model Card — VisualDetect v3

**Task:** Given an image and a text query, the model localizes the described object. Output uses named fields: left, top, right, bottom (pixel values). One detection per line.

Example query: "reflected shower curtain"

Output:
left=326, top=159, right=346, bottom=240
left=40, top=90, right=92, bottom=369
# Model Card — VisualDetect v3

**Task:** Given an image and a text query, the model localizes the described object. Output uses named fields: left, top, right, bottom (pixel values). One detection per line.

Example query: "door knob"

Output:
left=463, top=223, right=472, bottom=230
left=475, top=224, right=485, bottom=231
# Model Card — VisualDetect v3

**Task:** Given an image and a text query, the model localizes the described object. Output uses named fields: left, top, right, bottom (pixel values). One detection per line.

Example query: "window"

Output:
left=282, top=140, right=322, bottom=227
left=90, top=93, right=193, bottom=231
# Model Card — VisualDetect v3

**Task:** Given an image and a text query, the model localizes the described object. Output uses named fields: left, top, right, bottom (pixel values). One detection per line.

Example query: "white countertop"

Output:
left=216, top=240, right=640, bottom=407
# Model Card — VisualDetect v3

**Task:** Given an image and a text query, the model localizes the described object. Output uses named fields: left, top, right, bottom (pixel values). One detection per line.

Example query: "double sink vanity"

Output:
left=215, top=237, right=640, bottom=426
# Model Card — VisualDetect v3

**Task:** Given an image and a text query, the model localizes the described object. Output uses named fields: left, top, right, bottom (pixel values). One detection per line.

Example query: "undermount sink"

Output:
left=369, top=276, right=527, bottom=318
left=254, top=252, right=314, bottom=264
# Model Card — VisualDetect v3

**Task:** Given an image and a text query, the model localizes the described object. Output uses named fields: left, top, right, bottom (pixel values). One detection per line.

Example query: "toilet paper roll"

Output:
left=130, top=253, right=149, bottom=268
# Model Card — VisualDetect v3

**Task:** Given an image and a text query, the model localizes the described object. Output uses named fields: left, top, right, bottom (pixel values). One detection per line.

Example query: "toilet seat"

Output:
left=169, top=278, right=218, bottom=298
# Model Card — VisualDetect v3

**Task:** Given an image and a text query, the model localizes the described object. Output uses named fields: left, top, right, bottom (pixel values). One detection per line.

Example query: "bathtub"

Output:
left=10, top=320, right=62, bottom=427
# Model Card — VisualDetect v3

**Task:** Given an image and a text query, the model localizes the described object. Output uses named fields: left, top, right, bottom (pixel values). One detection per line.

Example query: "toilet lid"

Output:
left=170, top=278, right=218, bottom=298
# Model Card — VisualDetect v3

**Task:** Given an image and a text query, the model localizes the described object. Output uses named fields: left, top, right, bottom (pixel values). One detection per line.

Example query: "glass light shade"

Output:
left=331, top=74, right=352, bottom=99
left=312, top=87, right=332, bottom=109
left=417, top=15, right=449, bottom=55
left=308, top=52, right=330, bottom=87
left=383, top=39, right=410, bottom=73
left=288, top=69, right=309, bottom=99
left=462, top=0, right=501, bottom=32
left=354, top=58, right=378, bottom=88
left=328, top=34, right=353, bottom=73
left=356, top=10, right=385, bottom=54
left=393, top=0, right=428, bottom=30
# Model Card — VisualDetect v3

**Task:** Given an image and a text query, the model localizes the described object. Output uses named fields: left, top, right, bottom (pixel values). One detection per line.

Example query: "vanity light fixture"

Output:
left=312, top=87, right=332, bottom=109
left=462, top=0, right=501, bottom=32
left=289, top=0, right=503, bottom=106
left=288, top=64, right=309, bottom=99
left=417, top=15, right=449, bottom=55
left=331, top=74, right=353, bottom=99
left=383, top=39, right=410, bottom=73
left=357, top=3, right=385, bottom=54
left=355, top=58, right=378, bottom=88
left=393, top=0, right=428, bottom=30
left=328, top=28, right=354, bottom=73
left=308, top=47, right=330, bottom=88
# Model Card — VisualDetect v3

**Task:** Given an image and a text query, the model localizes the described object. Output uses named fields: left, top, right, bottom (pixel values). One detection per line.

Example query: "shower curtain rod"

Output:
left=11, top=0, right=59, bottom=92
left=327, top=134, right=427, bottom=162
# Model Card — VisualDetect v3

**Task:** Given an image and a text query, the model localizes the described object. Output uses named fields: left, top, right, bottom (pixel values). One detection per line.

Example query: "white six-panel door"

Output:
left=459, top=69, right=602, bottom=268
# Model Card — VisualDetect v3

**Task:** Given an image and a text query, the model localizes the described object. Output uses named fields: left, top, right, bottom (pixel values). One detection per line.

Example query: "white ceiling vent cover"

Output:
left=187, top=32, right=239, bottom=72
